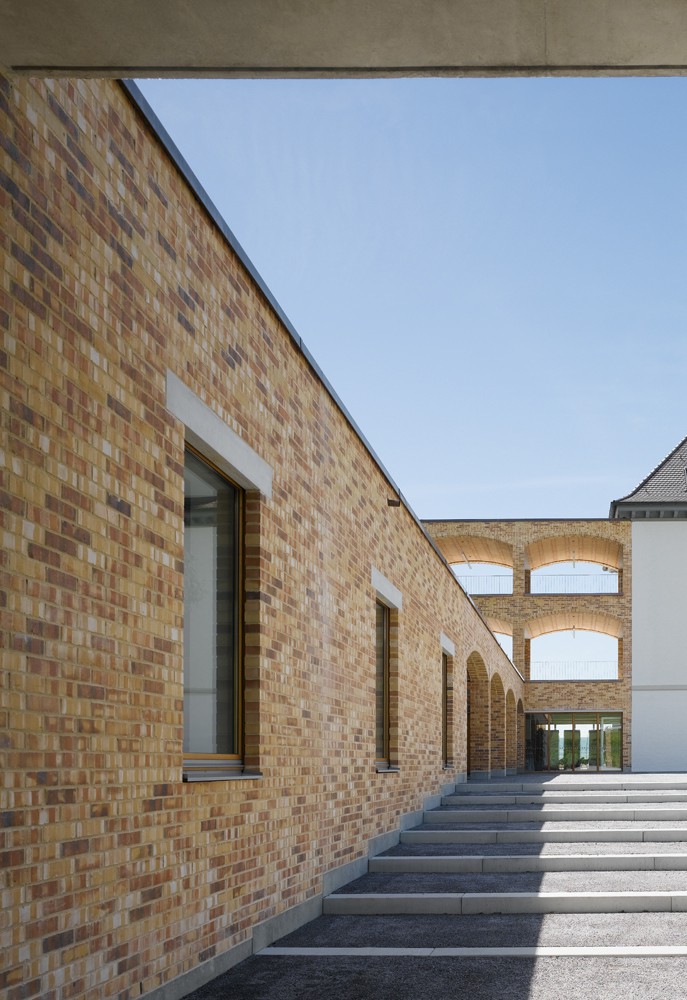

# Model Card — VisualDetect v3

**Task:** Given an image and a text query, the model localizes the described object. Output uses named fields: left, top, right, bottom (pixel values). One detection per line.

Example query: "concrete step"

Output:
left=323, top=891, right=687, bottom=915
left=401, top=828, right=687, bottom=844
left=262, top=944, right=687, bottom=957
left=443, top=791, right=687, bottom=805
left=426, top=806, right=687, bottom=823
left=387, top=840, right=687, bottom=856
left=455, top=780, right=687, bottom=794
left=369, top=853, right=687, bottom=873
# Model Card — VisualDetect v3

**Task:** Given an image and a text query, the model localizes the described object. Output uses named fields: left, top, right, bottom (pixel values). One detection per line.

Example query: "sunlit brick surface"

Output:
left=0, top=77, right=524, bottom=1000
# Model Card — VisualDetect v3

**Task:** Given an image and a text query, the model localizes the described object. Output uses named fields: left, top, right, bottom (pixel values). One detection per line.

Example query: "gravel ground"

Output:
left=332, top=869, right=687, bottom=893
left=181, top=955, right=687, bottom=1000
left=277, top=911, right=687, bottom=948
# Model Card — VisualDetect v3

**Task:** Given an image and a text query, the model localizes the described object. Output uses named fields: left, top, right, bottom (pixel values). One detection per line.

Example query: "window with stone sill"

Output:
left=183, top=446, right=244, bottom=776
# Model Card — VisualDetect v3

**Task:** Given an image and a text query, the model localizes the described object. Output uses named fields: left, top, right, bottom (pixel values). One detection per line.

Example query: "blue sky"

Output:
left=137, top=77, right=687, bottom=520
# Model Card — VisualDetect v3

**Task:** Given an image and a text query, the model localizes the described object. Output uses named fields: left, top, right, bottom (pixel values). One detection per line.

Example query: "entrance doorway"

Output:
left=525, top=712, right=622, bottom=771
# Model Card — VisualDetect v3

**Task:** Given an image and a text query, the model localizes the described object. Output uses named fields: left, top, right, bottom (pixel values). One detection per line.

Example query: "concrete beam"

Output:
left=3, top=0, right=687, bottom=78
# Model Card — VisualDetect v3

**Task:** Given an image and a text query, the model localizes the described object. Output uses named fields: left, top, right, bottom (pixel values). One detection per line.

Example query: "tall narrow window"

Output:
left=442, top=652, right=450, bottom=767
left=375, top=601, right=390, bottom=764
left=183, top=447, right=242, bottom=770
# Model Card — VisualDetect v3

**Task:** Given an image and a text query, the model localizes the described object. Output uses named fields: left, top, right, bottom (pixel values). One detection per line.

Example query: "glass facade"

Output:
left=525, top=712, right=622, bottom=771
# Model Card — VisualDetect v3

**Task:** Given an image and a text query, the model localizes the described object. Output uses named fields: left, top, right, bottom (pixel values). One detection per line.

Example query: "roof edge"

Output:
left=609, top=433, right=687, bottom=514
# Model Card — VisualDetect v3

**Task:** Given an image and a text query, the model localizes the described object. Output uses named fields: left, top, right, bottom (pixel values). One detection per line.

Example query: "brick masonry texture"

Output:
left=0, top=78, right=524, bottom=1000
left=425, top=519, right=632, bottom=768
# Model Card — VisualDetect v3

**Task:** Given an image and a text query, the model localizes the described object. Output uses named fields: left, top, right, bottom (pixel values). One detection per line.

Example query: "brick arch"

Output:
left=525, top=611, right=623, bottom=640
left=526, top=534, right=624, bottom=572
left=466, top=652, right=490, bottom=778
left=506, top=688, right=517, bottom=775
left=490, top=672, right=506, bottom=777
left=435, top=534, right=513, bottom=569
left=485, top=617, right=512, bottom=637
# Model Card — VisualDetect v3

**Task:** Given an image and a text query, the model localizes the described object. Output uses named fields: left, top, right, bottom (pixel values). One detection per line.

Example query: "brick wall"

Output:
left=425, top=519, right=632, bottom=768
left=0, top=77, right=523, bottom=1000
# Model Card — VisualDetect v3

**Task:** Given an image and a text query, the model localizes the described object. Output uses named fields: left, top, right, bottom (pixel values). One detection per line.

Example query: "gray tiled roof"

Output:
left=612, top=434, right=687, bottom=505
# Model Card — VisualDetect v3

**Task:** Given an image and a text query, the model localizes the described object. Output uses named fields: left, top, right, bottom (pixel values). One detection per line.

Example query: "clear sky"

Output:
left=137, top=77, right=687, bottom=521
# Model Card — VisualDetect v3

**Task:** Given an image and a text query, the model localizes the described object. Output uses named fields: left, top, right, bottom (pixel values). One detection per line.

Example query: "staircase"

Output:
left=267, top=775, right=687, bottom=957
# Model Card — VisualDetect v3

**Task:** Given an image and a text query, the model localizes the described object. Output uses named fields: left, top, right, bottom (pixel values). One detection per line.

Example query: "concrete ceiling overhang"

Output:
left=3, top=0, right=687, bottom=78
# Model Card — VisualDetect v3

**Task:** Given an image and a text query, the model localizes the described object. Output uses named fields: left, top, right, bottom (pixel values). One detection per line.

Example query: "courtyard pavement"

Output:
left=183, top=773, right=687, bottom=999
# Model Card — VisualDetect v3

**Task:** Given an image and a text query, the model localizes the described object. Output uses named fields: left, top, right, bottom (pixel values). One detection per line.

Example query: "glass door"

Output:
left=525, top=712, right=623, bottom=771
left=573, top=713, right=598, bottom=770
left=599, top=714, right=622, bottom=770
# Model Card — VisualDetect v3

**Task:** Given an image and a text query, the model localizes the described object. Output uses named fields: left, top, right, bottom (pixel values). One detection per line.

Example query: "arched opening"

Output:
left=486, top=618, right=514, bottom=661
left=433, top=535, right=513, bottom=596
left=490, top=673, right=506, bottom=777
left=526, top=612, right=622, bottom=682
left=453, top=561, right=513, bottom=596
left=466, top=652, right=490, bottom=778
left=506, top=689, right=517, bottom=775
left=526, top=535, right=623, bottom=595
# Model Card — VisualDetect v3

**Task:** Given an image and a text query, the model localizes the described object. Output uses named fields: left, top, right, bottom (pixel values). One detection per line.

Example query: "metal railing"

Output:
left=455, top=575, right=513, bottom=595
left=529, top=574, right=619, bottom=594
left=530, top=660, right=618, bottom=681
left=456, top=573, right=619, bottom=596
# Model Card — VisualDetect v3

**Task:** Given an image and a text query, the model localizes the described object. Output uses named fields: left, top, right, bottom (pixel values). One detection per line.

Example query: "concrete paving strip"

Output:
left=428, top=807, right=687, bottom=823
left=323, top=891, right=687, bottom=915
left=387, top=840, right=687, bottom=856
left=444, top=792, right=687, bottom=805
left=455, top=780, right=687, bottom=793
left=402, top=828, right=687, bottom=843
left=369, top=853, right=687, bottom=873
left=259, top=945, right=687, bottom=958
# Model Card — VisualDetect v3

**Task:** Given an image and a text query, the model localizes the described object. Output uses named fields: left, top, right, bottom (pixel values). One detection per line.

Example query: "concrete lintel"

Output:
left=371, top=566, right=403, bottom=610
left=6, top=1, right=687, bottom=77
left=166, top=370, right=273, bottom=497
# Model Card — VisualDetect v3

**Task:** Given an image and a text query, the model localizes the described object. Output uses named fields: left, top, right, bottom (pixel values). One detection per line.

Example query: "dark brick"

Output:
left=9, top=281, right=47, bottom=321
left=42, top=930, right=75, bottom=954
left=176, top=310, right=194, bottom=335
left=66, top=169, right=95, bottom=210
left=109, top=138, right=135, bottom=179
left=106, top=494, right=132, bottom=517
left=157, top=230, right=177, bottom=262
left=47, top=91, right=80, bottom=141
left=61, top=839, right=88, bottom=858
left=147, top=174, right=168, bottom=207
left=0, top=169, right=30, bottom=210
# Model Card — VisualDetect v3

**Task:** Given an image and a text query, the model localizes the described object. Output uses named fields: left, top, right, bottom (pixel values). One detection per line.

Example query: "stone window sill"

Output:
left=183, top=770, right=263, bottom=782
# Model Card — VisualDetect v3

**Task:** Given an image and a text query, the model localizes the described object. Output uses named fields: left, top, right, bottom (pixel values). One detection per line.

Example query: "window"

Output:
left=442, top=652, right=450, bottom=767
left=375, top=601, right=390, bottom=764
left=372, top=567, right=401, bottom=771
left=440, top=633, right=455, bottom=769
left=183, top=447, right=243, bottom=772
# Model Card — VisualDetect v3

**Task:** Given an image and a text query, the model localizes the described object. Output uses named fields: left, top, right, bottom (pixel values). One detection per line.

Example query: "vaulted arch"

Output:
left=466, top=652, right=490, bottom=778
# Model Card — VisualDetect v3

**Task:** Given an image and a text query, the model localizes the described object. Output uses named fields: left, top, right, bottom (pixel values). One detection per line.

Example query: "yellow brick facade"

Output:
left=425, top=519, right=632, bottom=769
left=0, top=77, right=526, bottom=1000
